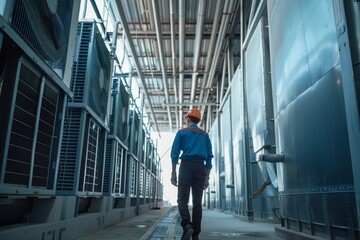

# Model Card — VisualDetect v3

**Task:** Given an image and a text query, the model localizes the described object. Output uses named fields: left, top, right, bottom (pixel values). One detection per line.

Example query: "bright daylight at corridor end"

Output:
left=0, top=0, right=359, bottom=239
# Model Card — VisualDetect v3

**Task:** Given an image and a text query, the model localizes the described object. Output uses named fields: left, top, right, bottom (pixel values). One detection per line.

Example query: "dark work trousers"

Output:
left=177, top=160, right=206, bottom=237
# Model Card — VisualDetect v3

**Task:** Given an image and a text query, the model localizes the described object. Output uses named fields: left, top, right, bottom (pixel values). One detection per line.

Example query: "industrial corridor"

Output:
left=78, top=206, right=281, bottom=240
left=0, top=0, right=360, bottom=240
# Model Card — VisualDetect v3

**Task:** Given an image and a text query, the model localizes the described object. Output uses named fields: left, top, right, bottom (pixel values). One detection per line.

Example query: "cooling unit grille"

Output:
left=4, top=61, right=60, bottom=189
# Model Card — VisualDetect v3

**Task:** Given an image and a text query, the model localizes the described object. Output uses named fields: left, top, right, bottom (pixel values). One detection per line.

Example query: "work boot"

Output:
left=181, top=225, right=194, bottom=240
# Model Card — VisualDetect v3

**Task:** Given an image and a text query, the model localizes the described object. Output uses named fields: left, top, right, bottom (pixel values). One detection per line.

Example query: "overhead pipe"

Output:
left=151, top=0, right=173, bottom=131
left=170, top=0, right=179, bottom=129
left=203, top=0, right=235, bottom=107
left=198, top=0, right=225, bottom=105
left=112, top=0, right=160, bottom=133
left=80, top=0, right=88, bottom=19
left=178, top=0, right=185, bottom=126
left=243, top=0, right=266, bottom=51
left=227, top=39, right=234, bottom=83
left=190, top=0, right=206, bottom=107
left=219, top=52, right=227, bottom=104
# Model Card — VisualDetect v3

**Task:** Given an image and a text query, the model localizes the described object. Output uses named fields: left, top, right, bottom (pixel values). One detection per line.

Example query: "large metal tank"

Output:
left=268, top=0, right=358, bottom=238
left=208, top=118, right=221, bottom=210
left=243, top=15, right=278, bottom=219
left=220, top=98, right=235, bottom=211
left=231, top=67, right=253, bottom=218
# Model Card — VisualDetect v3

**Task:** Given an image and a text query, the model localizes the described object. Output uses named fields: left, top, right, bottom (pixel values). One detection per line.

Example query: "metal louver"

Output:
left=0, top=57, right=63, bottom=194
left=129, top=158, right=138, bottom=197
left=58, top=110, right=106, bottom=196
left=57, top=108, right=82, bottom=192
left=104, top=139, right=127, bottom=197
left=78, top=119, right=105, bottom=193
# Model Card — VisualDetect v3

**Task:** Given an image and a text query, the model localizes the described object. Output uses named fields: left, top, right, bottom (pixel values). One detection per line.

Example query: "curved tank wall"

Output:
left=268, top=0, right=358, bottom=238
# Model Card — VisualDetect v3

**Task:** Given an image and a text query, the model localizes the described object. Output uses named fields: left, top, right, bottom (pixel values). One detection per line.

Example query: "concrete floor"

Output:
left=78, top=206, right=283, bottom=240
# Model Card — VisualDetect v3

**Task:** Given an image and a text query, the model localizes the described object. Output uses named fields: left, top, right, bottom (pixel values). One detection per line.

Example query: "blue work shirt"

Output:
left=171, top=124, right=213, bottom=169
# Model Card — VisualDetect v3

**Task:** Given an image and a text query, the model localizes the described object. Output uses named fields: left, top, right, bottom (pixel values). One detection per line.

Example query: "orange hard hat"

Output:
left=185, top=108, right=201, bottom=120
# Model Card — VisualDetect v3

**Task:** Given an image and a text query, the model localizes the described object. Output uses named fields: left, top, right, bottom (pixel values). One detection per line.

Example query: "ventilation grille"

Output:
left=129, top=158, right=138, bottom=197
left=139, top=165, right=144, bottom=197
left=110, top=78, right=130, bottom=142
left=33, top=81, right=59, bottom=187
left=5, top=66, right=40, bottom=185
left=11, top=0, right=74, bottom=78
left=70, top=23, right=92, bottom=103
left=103, top=138, right=113, bottom=194
left=4, top=61, right=60, bottom=190
left=78, top=118, right=104, bottom=193
left=57, top=108, right=82, bottom=192
left=111, top=141, right=126, bottom=197
left=103, top=138, right=127, bottom=196
left=145, top=171, right=150, bottom=198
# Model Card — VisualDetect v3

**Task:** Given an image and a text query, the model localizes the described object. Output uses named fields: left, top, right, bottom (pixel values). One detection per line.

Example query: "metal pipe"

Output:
left=242, top=0, right=266, bottom=51
left=170, top=0, right=179, bottom=129
left=199, top=0, right=225, bottom=104
left=227, top=39, right=234, bottom=84
left=201, top=0, right=234, bottom=118
left=112, top=0, right=160, bottom=133
left=179, top=0, right=185, bottom=127
left=248, top=0, right=257, bottom=31
left=205, top=0, right=235, bottom=101
left=151, top=0, right=173, bottom=131
left=220, top=52, right=227, bottom=104
left=81, top=0, right=88, bottom=19
left=190, top=0, right=206, bottom=106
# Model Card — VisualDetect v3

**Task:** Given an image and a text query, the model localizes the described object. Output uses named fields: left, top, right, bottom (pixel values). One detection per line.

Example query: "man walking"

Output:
left=170, top=108, right=213, bottom=240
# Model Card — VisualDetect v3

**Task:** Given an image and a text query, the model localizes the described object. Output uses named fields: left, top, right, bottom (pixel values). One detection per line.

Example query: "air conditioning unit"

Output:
left=3, top=0, right=80, bottom=80
left=104, top=138, right=127, bottom=197
left=0, top=20, right=67, bottom=196
left=57, top=21, right=111, bottom=196
left=109, top=77, right=130, bottom=143
left=70, top=21, right=111, bottom=125
left=57, top=109, right=106, bottom=196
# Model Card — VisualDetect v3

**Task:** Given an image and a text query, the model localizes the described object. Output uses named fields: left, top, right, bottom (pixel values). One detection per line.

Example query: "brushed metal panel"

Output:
left=231, top=66, right=243, bottom=145
left=230, top=72, right=249, bottom=214
left=268, top=0, right=312, bottom=114
left=221, top=98, right=235, bottom=211
left=301, top=0, right=340, bottom=83
left=209, top=117, right=222, bottom=210
left=268, top=0, right=357, bottom=236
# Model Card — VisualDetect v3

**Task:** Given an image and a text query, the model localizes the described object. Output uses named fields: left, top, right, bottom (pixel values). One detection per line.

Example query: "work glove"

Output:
left=171, top=172, right=177, bottom=186
left=203, top=176, right=210, bottom=190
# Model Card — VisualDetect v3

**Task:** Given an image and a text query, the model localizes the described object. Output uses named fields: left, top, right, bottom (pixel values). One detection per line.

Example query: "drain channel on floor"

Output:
left=147, top=207, right=178, bottom=239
